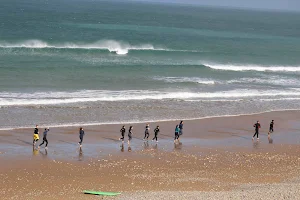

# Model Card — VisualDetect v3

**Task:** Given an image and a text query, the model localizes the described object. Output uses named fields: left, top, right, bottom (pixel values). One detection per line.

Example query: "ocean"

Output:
left=1, top=0, right=300, bottom=129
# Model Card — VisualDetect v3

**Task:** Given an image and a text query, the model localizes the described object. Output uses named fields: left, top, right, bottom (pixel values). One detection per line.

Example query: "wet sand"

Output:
left=1, top=110, right=300, bottom=199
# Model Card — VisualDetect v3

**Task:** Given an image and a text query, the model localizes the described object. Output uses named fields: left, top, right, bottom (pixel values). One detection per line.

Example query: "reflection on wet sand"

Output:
left=78, top=147, right=83, bottom=161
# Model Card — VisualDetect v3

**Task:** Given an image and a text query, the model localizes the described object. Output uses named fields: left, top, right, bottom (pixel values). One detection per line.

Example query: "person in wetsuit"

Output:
left=39, top=128, right=50, bottom=149
left=174, top=125, right=180, bottom=143
left=179, top=121, right=183, bottom=136
left=33, top=125, right=39, bottom=145
left=128, top=126, right=133, bottom=145
left=78, top=127, right=85, bottom=147
left=119, top=125, right=126, bottom=142
left=269, top=120, right=274, bottom=133
left=152, top=125, right=160, bottom=142
left=144, top=124, right=150, bottom=140
left=252, top=121, right=261, bottom=140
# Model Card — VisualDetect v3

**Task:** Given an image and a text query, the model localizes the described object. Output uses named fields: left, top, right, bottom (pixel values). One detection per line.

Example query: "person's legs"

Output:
left=45, top=139, right=48, bottom=147
left=253, top=131, right=258, bottom=138
left=79, top=136, right=83, bottom=145
left=39, top=140, right=45, bottom=147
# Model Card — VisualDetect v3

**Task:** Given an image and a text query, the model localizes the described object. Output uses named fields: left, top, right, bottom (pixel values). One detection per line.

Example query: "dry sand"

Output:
left=0, top=110, right=300, bottom=199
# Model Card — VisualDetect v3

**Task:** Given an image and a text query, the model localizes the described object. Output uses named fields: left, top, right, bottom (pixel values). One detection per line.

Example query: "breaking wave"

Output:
left=1, top=89, right=300, bottom=106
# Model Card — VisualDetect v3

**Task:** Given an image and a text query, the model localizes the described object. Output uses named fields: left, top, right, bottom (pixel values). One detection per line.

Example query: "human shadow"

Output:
left=120, top=143, right=124, bottom=152
left=128, top=146, right=132, bottom=152
left=40, top=149, right=48, bottom=158
left=58, top=140, right=77, bottom=146
left=268, top=136, right=274, bottom=144
left=252, top=140, right=260, bottom=149
left=208, top=131, right=249, bottom=140
left=101, top=137, right=120, bottom=142
left=160, top=133, right=173, bottom=139
left=174, top=142, right=182, bottom=150
left=17, top=139, right=33, bottom=146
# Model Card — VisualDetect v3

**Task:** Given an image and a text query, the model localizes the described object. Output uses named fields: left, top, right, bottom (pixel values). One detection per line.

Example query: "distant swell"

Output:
left=204, top=63, right=300, bottom=72
left=1, top=89, right=300, bottom=106
left=0, top=39, right=196, bottom=55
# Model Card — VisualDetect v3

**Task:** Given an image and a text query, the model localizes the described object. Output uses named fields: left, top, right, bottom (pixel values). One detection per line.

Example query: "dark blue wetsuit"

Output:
left=128, top=127, right=133, bottom=141
left=79, top=130, right=85, bottom=145
left=144, top=125, right=150, bottom=139
left=39, top=129, right=49, bottom=147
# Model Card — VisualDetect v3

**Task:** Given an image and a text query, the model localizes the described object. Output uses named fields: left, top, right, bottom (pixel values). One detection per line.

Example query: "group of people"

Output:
left=33, top=125, right=50, bottom=149
left=252, top=120, right=274, bottom=141
left=32, top=119, right=274, bottom=149
left=119, top=121, right=184, bottom=145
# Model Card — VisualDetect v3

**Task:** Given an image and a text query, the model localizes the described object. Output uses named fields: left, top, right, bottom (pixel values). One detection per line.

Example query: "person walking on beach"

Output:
left=269, top=120, right=274, bottom=133
left=252, top=121, right=261, bottom=141
left=152, top=125, right=160, bottom=142
left=179, top=121, right=183, bottom=136
left=119, top=125, right=126, bottom=143
left=38, top=128, right=50, bottom=149
left=144, top=123, right=150, bottom=141
left=174, top=125, right=180, bottom=143
left=128, top=126, right=133, bottom=145
left=33, top=125, right=39, bottom=145
left=78, top=127, right=85, bottom=147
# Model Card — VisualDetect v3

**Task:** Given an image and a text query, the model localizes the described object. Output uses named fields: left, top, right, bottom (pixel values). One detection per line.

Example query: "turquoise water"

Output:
left=1, top=0, right=300, bottom=129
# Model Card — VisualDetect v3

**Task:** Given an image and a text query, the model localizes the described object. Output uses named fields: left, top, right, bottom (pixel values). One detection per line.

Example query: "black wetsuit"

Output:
left=144, top=125, right=150, bottom=139
left=253, top=123, right=261, bottom=138
left=120, top=127, right=126, bottom=141
left=39, top=130, right=49, bottom=147
left=269, top=121, right=274, bottom=133
left=152, top=127, right=160, bottom=141
left=128, top=128, right=133, bottom=141
left=79, top=130, right=85, bottom=145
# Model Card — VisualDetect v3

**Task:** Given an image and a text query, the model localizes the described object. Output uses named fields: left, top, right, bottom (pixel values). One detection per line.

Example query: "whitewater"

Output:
left=1, top=1, right=300, bottom=129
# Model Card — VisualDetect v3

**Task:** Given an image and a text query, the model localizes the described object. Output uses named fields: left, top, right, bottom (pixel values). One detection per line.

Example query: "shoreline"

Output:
left=1, top=109, right=300, bottom=199
left=1, top=108, right=300, bottom=131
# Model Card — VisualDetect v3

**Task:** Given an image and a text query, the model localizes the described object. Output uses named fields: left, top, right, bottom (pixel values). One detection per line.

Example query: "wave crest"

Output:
left=153, top=76, right=215, bottom=85
left=1, top=89, right=300, bottom=106
left=0, top=40, right=157, bottom=55
left=204, top=63, right=300, bottom=72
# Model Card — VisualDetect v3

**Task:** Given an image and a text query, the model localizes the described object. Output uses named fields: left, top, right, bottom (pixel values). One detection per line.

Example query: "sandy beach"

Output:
left=1, top=110, right=300, bottom=200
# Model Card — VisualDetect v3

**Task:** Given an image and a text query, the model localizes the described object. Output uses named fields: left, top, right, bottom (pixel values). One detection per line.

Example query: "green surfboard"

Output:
left=84, top=190, right=121, bottom=196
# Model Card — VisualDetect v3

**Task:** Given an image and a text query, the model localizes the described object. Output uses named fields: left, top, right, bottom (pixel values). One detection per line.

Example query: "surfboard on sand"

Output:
left=83, top=190, right=121, bottom=196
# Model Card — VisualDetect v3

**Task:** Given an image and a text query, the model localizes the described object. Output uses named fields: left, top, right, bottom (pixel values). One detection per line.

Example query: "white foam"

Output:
left=0, top=40, right=158, bottom=55
left=0, top=40, right=200, bottom=55
left=227, top=76, right=300, bottom=86
left=153, top=76, right=215, bottom=85
left=1, top=89, right=300, bottom=106
left=204, top=63, right=300, bottom=72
